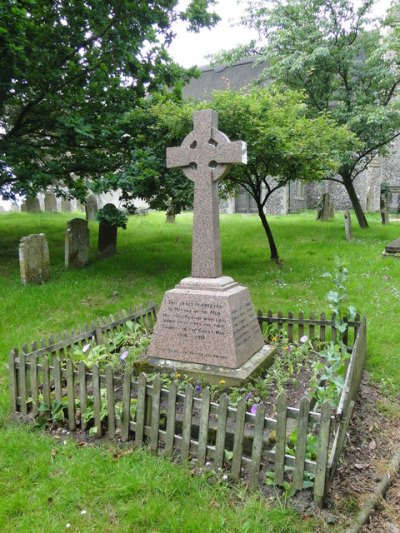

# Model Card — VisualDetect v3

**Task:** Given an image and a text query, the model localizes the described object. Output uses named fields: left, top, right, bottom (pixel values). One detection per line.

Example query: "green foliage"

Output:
left=96, top=205, right=128, bottom=230
left=0, top=0, right=219, bottom=200
left=70, top=322, right=150, bottom=370
left=223, top=0, right=400, bottom=227
left=118, top=88, right=355, bottom=260
left=310, top=261, right=356, bottom=408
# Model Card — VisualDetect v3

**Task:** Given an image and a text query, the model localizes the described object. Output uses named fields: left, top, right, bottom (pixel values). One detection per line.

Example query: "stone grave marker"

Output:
left=98, top=203, right=118, bottom=257
left=25, top=196, right=41, bottom=213
left=85, top=194, right=98, bottom=221
left=344, top=210, right=352, bottom=240
left=19, top=234, right=50, bottom=284
left=44, top=192, right=57, bottom=212
left=20, top=202, right=27, bottom=212
left=380, top=194, right=389, bottom=225
left=316, top=192, right=334, bottom=221
left=61, top=198, right=72, bottom=212
left=382, top=237, right=400, bottom=259
left=65, top=218, right=90, bottom=268
left=148, top=109, right=268, bottom=381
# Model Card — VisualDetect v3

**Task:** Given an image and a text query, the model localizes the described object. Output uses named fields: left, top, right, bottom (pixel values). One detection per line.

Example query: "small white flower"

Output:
left=120, top=350, right=129, bottom=361
left=80, top=510, right=87, bottom=515
left=82, top=343, right=91, bottom=353
left=300, top=335, right=308, bottom=343
left=66, top=524, right=71, bottom=529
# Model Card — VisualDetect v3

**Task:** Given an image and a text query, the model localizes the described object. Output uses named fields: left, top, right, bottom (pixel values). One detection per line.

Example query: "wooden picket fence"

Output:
left=8, top=306, right=366, bottom=507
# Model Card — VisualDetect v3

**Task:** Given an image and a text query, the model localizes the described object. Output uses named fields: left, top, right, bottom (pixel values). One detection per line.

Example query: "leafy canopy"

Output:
left=0, top=0, right=219, bottom=200
left=102, top=87, right=355, bottom=260
left=213, top=0, right=400, bottom=227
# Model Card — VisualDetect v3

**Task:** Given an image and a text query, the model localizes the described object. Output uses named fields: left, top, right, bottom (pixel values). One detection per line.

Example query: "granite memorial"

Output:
left=148, top=109, right=266, bottom=374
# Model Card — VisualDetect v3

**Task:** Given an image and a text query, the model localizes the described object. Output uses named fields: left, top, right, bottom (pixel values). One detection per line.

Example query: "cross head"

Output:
left=166, top=109, right=247, bottom=278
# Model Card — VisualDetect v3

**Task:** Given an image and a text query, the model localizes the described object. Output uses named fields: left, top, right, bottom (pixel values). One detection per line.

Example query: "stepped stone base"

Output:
left=148, top=276, right=265, bottom=369
left=145, top=344, right=276, bottom=387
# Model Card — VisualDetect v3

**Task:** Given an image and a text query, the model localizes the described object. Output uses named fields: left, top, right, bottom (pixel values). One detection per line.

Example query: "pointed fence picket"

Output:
left=8, top=306, right=366, bottom=506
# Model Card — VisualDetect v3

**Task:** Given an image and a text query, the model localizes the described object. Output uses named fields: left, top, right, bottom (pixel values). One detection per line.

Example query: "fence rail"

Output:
left=8, top=306, right=366, bottom=507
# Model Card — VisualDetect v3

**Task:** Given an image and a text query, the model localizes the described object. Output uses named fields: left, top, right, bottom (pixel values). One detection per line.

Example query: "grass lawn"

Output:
left=1, top=209, right=399, bottom=531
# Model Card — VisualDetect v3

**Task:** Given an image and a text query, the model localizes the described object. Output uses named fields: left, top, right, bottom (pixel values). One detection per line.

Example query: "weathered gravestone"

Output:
left=344, top=210, right=352, bottom=241
left=25, top=196, right=41, bottom=213
left=380, top=194, right=389, bottom=225
left=148, top=110, right=268, bottom=382
left=316, top=192, right=335, bottom=221
left=19, top=234, right=50, bottom=284
left=44, top=192, right=57, bottom=212
left=65, top=218, right=90, bottom=268
left=98, top=203, right=118, bottom=258
left=382, top=237, right=400, bottom=259
left=85, top=194, right=98, bottom=221
left=61, top=198, right=72, bottom=212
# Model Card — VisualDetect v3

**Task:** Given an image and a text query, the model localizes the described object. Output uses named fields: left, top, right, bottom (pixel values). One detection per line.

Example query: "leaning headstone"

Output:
left=65, top=218, right=90, bottom=268
left=44, top=192, right=57, bottom=212
left=85, top=194, right=98, bottom=221
left=25, top=196, right=41, bottom=213
left=382, top=237, right=400, bottom=259
left=344, top=210, right=352, bottom=240
left=61, top=198, right=72, bottom=212
left=19, top=234, right=50, bottom=285
left=316, top=192, right=334, bottom=221
left=98, top=203, right=118, bottom=257
left=380, top=194, right=389, bottom=225
left=148, top=109, right=267, bottom=381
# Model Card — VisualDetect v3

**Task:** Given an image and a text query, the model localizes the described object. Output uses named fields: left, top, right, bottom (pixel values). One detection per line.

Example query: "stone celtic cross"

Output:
left=167, top=109, right=247, bottom=278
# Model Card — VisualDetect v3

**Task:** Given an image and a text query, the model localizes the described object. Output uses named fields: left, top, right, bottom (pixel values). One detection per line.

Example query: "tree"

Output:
left=215, top=0, right=400, bottom=228
left=108, top=88, right=355, bottom=262
left=0, top=0, right=219, bottom=200
left=90, top=94, right=195, bottom=218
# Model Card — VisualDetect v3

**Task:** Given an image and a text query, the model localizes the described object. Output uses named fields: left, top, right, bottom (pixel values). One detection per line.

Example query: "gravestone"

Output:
left=380, top=194, right=389, bottom=225
left=65, top=218, right=90, bottom=268
left=148, top=110, right=267, bottom=378
left=344, top=210, right=352, bottom=240
left=382, top=237, right=400, bottom=259
left=44, top=192, right=57, bottom=212
left=19, top=234, right=50, bottom=284
left=97, top=203, right=118, bottom=257
left=20, top=202, right=27, bottom=212
left=61, top=198, right=72, bottom=212
left=25, top=196, right=41, bottom=213
left=316, top=192, right=334, bottom=221
left=85, top=194, right=98, bottom=221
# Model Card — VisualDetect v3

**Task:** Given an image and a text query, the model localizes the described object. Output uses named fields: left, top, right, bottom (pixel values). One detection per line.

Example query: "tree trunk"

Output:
left=341, top=174, right=369, bottom=229
left=257, top=205, right=280, bottom=262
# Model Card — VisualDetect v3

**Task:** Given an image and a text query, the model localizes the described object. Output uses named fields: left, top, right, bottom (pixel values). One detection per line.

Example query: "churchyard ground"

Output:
left=1, top=210, right=399, bottom=531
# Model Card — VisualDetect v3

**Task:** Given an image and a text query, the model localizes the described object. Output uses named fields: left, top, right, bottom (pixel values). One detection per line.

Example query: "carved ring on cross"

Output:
left=180, top=127, right=235, bottom=182
left=166, top=109, right=247, bottom=183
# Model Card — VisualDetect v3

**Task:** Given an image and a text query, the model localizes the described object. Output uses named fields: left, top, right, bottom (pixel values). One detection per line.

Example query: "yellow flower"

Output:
left=272, top=336, right=278, bottom=342
left=176, top=373, right=181, bottom=378
left=219, top=379, right=226, bottom=385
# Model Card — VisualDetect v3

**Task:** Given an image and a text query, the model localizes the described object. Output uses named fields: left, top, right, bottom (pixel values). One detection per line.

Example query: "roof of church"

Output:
left=182, top=56, right=266, bottom=101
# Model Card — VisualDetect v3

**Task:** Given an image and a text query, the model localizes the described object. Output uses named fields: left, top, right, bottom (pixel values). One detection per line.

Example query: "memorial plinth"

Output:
left=148, top=276, right=264, bottom=368
left=148, top=109, right=266, bottom=378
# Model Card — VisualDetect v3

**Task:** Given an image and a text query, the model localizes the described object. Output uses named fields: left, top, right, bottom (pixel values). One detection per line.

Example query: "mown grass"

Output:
left=0, top=209, right=399, bottom=531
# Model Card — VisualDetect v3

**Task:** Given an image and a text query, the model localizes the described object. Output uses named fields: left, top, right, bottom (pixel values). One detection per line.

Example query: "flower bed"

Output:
left=8, top=300, right=366, bottom=507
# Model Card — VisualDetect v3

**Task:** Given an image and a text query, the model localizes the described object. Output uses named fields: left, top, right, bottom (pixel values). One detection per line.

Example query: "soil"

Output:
left=320, top=374, right=400, bottom=531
